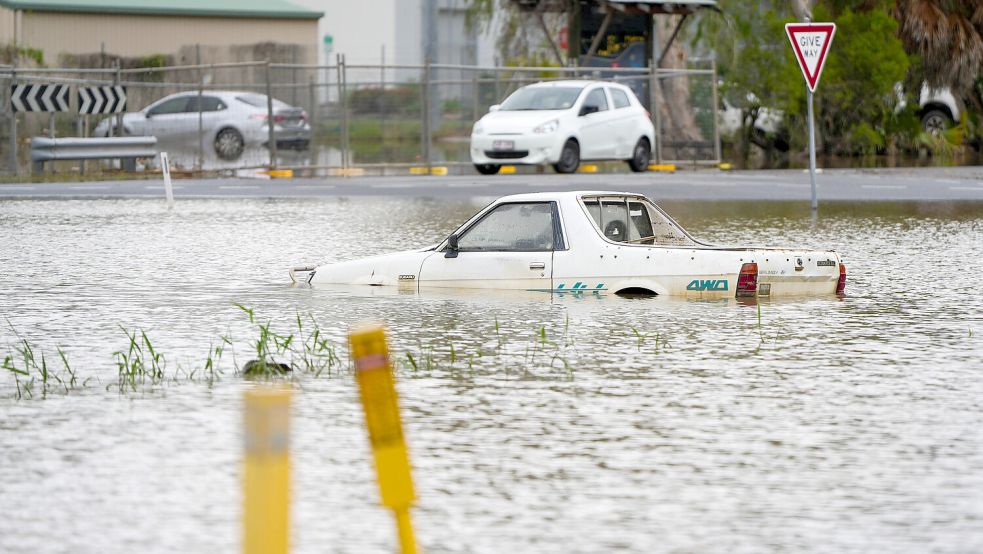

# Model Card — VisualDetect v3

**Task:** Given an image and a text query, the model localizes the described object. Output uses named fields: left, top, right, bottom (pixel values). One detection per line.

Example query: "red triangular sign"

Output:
left=785, top=23, right=836, bottom=92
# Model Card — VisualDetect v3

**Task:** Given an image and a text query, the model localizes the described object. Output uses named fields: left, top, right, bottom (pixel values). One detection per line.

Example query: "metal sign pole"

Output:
left=807, top=88, right=817, bottom=212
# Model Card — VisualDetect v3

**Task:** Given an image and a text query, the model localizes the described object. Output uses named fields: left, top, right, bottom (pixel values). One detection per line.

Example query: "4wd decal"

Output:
left=398, top=274, right=416, bottom=280
left=686, top=279, right=729, bottom=291
left=816, top=259, right=836, bottom=267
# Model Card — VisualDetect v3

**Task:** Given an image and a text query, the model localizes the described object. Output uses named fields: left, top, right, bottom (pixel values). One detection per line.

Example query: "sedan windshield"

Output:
left=499, top=87, right=583, bottom=111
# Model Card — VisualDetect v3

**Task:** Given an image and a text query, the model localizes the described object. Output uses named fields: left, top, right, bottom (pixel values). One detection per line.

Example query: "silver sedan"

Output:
left=94, top=91, right=311, bottom=160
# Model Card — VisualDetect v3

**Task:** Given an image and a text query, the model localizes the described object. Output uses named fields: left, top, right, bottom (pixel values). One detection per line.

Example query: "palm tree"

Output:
left=893, top=1, right=983, bottom=98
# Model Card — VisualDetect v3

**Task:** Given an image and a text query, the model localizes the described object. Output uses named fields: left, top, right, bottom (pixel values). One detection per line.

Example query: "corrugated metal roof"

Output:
left=0, top=0, right=323, bottom=20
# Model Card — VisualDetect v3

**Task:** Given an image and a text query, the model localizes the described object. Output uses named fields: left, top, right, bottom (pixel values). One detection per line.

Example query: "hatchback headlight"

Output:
left=533, top=119, right=559, bottom=134
left=472, top=121, right=484, bottom=135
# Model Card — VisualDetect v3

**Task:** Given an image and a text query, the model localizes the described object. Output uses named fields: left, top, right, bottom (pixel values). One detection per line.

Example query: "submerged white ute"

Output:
left=290, top=191, right=846, bottom=298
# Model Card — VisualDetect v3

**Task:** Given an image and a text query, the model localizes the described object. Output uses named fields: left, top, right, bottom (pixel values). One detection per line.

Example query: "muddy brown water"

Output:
left=1, top=197, right=981, bottom=553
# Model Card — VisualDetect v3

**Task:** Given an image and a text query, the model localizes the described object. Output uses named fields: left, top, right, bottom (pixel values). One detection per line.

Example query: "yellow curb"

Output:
left=410, top=166, right=448, bottom=175
left=500, top=165, right=516, bottom=174
left=578, top=164, right=599, bottom=173
left=648, top=163, right=676, bottom=172
left=718, top=162, right=733, bottom=170
left=265, top=169, right=294, bottom=178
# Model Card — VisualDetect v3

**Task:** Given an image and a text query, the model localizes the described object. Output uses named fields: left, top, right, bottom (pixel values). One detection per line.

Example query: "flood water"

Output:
left=1, top=196, right=982, bottom=553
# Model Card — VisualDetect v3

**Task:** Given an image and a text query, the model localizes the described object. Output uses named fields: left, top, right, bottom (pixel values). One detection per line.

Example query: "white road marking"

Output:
left=293, top=185, right=336, bottom=189
left=949, top=186, right=983, bottom=192
left=71, top=185, right=109, bottom=190
left=0, top=186, right=36, bottom=191
left=935, top=179, right=961, bottom=184
left=861, top=184, right=907, bottom=189
left=219, top=185, right=260, bottom=190
left=447, top=182, right=488, bottom=188
left=371, top=183, right=413, bottom=189
left=144, top=185, right=185, bottom=190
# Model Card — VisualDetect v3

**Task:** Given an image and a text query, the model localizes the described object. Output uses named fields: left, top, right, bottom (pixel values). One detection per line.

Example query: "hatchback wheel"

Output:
left=553, top=139, right=580, bottom=174
left=474, top=164, right=501, bottom=175
left=214, top=127, right=245, bottom=161
left=627, top=138, right=651, bottom=172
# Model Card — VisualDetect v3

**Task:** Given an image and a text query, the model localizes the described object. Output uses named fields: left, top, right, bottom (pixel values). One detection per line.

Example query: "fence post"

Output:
left=8, top=64, right=16, bottom=175
left=710, top=58, right=721, bottom=165
left=308, top=74, right=317, bottom=172
left=421, top=61, right=432, bottom=173
left=197, top=64, right=205, bottom=172
left=341, top=54, right=350, bottom=172
left=265, top=60, right=277, bottom=169
left=113, top=60, right=122, bottom=141
left=650, top=64, right=663, bottom=164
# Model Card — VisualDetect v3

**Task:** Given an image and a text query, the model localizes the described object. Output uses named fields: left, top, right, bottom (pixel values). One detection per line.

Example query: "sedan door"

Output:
left=144, top=95, right=194, bottom=142
left=575, top=87, right=615, bottom=159
left=418, top=202, right=561, bottom=290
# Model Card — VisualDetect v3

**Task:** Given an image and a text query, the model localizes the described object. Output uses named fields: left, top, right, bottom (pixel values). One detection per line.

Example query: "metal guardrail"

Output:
left=31, top=136, right=158, bottom=172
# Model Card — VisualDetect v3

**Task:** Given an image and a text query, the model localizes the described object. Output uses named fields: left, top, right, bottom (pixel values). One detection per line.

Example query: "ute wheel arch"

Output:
left=615, top=287, right=657, bottom=297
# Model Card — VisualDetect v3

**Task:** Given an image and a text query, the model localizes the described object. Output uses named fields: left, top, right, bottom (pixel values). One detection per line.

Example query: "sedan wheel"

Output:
left=214, top=128, right=245, bottom=161
left=474, top=164, right=501, bottom=175
left=627, top=138, right=651, bottom=172
left=553, top=140, right=580, bottom=174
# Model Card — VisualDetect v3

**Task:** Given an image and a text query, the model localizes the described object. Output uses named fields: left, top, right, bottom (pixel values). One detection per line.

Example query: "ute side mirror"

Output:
left=579, top=104, right=599, bottom=117
left=489, top=104, right=501, bottom=112
left=444, top=233, right=459, bottom=258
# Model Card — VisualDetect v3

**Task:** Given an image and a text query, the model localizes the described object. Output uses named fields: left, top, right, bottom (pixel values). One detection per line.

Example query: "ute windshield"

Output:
left=499, top=87, right=583, bottom=111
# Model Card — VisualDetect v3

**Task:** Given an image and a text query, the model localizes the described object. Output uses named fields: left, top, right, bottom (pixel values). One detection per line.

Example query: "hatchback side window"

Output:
left=457, top=202, right=555, bottom=251
left=147, top=97, right=189, bottom=116
left=609, top=88, right=631, bottom=109
left=582, top=88, right=608, bottom=113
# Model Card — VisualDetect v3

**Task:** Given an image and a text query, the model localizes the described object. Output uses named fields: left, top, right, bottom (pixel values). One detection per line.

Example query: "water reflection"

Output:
left=0, top=198, right=981, bottom=553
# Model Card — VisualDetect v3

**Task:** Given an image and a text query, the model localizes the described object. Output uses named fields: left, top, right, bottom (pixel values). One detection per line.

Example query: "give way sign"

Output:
left=785, top=23, right=836, bottom=92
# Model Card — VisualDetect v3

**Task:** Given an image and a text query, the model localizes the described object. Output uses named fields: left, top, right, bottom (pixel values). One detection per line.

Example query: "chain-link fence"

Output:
left=0, top=58, right=718, bottom=177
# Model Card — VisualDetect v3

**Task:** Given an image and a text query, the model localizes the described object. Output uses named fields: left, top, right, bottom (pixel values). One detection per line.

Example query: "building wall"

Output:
left=19, top=11, right=318, bottom=64
left=0, top=6, right=15, bottom=46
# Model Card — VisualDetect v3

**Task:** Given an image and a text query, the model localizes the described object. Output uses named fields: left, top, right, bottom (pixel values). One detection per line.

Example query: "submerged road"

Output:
left=2, top=166, right=983, bottom=201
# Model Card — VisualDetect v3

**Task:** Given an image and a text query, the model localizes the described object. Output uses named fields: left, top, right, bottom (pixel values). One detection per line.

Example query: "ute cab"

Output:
left=291, top=191, right=846, bottom=297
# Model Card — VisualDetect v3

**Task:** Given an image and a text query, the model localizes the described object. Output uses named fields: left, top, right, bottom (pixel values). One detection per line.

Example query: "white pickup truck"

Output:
left=291, top=191, right=846, bottom=297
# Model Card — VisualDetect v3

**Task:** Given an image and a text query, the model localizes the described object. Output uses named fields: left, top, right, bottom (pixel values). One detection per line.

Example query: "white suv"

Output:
left=470, top=80, right=656, bottom=174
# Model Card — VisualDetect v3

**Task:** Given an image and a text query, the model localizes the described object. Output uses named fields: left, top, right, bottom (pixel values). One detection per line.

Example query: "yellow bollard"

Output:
left=243, top=387, right=291, bottom=554
left=348, top=324, right=418, bottom=554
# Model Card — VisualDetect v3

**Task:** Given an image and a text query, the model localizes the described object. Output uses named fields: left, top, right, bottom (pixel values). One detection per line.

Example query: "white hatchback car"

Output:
left=470, top=81, right=656, bottom=174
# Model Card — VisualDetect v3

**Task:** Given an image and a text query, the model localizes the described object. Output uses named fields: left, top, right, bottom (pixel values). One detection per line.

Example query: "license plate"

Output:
left=492, top=140, right=514, bottom=150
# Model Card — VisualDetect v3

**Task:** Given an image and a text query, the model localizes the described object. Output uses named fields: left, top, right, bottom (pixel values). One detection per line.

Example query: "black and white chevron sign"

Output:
left=78, top=86, right=127, bottom=114
left=10, top=84, right=70, bottom=112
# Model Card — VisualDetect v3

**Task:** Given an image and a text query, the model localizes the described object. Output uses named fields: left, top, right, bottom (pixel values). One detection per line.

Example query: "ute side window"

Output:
left=457, top=202, right=555, bottom=251
left=582, top=196, right=697, bottom=246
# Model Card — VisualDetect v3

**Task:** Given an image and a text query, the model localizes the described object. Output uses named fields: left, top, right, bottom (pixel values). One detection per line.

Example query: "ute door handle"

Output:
left=529, top=262, right=546, bottom=270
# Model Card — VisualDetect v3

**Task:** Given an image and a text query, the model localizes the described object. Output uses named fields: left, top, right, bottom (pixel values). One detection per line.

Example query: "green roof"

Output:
left=0, top=0, right=323, bottom=19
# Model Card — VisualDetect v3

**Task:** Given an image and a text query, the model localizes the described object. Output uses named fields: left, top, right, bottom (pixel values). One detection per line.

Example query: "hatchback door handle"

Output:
left=529, top=262, right=546, bottom=270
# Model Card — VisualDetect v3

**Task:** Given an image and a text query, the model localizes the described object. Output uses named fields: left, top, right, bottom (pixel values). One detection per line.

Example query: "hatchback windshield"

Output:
left=499, top=87, right=583, bottom=111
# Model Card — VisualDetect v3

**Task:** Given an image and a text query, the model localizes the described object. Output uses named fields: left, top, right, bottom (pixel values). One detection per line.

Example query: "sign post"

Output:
left=785, top=22, right=835, bottom=212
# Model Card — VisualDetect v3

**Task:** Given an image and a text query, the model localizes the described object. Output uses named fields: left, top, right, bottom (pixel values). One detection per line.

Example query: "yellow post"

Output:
left=348, top=324, right=418, bottom=554
left=243, top=387, right=291, bottom=554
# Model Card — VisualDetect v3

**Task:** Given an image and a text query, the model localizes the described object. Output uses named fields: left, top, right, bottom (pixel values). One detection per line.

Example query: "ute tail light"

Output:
left=736, top=262, right=758, bottom=297
left=836, top=263, right=847, bottom=294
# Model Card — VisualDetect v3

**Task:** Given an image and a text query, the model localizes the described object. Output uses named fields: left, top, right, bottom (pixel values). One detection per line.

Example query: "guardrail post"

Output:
left=650, top=64, right=663, bottom=164
left=265, top=60, right=277, bottom=169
